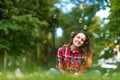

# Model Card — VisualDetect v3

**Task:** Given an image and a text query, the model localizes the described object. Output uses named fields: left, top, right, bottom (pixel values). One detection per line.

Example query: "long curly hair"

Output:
left=69, top=30, right=92, bottom=67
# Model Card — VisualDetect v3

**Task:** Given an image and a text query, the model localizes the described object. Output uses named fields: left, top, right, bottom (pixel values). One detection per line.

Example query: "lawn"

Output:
left=0, top=68, right=120, bottom=80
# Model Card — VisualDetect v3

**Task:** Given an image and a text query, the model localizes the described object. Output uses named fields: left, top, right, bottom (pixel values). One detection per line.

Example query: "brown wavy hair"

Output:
left=69, top=30, right=92, bottom=67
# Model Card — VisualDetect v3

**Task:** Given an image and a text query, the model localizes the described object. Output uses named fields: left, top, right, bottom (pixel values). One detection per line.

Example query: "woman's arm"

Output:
left=73, top=50, right=92, bottom=76
left=59, top=68, right=68, bottom=74
left=56, top=47, right=67, bottom=74
left=73, top=65, right=86, bottom=76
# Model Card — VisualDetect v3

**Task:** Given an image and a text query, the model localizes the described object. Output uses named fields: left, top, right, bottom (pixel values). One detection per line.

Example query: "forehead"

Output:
left=76, top=33, right=86, bottom=39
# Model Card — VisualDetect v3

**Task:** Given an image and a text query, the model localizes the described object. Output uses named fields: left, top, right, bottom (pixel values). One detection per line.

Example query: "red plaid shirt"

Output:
left=56, top=46, right=86, bottom=73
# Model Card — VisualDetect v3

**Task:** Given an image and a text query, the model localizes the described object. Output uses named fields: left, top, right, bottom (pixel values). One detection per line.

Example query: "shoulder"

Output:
left=57, top=47, right=64, bottom=54
left=58, top=46, right=63, bottom=50
left=57, top=45, right=69, bottom=52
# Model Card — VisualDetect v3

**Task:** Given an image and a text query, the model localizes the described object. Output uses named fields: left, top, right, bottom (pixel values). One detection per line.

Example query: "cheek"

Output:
left=72, top=38, right=76, bottom=44
left=72, top=39, right=75, bottom=43
left=81, top=41, right=84, bottom=44
left=82, top=41, right=85, bottom=45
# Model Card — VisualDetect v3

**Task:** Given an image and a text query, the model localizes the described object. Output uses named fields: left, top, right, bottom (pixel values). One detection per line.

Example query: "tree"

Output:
left=107, top=0, right=120, bottom=44
left=0, top=0, right=59, bottom=68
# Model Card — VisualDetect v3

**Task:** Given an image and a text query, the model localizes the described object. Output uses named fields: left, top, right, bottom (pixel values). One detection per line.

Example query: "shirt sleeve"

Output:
left=81, top=65, right=86, bottom=71
left=56, top=47, right=64, bottom=69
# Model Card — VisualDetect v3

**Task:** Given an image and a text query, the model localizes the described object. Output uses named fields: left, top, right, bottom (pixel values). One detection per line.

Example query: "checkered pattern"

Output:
left=56, top=46, right=85, bottom=73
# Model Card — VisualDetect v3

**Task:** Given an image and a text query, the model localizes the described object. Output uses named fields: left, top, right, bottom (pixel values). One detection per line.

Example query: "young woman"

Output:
left=56, top=30, right=92, bottom=76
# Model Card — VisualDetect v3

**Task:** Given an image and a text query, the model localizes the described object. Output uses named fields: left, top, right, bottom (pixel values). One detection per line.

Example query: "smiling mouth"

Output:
left=76, top=41, right=81, bottom=44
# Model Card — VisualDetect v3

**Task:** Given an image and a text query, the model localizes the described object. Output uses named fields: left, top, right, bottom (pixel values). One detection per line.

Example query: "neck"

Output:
left=70, top=45, right=78, bottom=51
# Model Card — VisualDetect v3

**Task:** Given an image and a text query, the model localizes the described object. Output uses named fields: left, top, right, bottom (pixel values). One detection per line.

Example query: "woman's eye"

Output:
left=82, top=39, right=85, bottom=42
left=77, top=36, right=80, bottom=38
left=81, top=39, right=84, bottom=41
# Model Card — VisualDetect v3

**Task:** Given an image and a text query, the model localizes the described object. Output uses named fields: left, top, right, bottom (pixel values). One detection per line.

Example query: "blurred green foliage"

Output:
left=0, top=0, right=120, bottom=79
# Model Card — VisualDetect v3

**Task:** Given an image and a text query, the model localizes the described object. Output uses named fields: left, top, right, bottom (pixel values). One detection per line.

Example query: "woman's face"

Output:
left=72, top=33, right=86, bottom=47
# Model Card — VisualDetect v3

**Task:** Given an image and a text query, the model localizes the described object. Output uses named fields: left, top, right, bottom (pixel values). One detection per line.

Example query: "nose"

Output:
left=78, top=38, right=82, bottom=42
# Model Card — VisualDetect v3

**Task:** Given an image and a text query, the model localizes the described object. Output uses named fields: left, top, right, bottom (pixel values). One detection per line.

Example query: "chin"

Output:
left=75, top=44, right=82, bottom=47
left=75, top=45, right=80, bottom=47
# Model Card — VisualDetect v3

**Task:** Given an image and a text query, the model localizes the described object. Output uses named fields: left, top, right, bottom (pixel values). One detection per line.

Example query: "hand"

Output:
left=60, top=69, right=68, bottom=74
left=74, top=73, right=79, bottom=76
left=72, top=73, right=79, bottom=77
left=72, top=72, right=82, bottom=77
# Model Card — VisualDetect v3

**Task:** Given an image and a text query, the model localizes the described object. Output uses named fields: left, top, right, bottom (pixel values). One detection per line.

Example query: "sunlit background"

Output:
left=55, top=0, right=110, bottom=37
left=0, top=0, right=120, bottom=80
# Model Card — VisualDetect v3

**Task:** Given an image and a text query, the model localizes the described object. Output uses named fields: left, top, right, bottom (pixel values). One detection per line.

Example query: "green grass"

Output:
left=0, top=68, right=120, bottom=80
